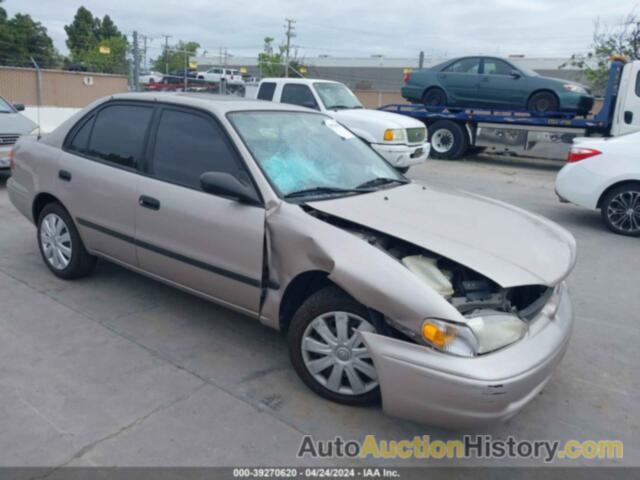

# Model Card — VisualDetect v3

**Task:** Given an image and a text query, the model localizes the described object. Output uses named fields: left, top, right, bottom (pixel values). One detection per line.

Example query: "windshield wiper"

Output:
left=355, top=177, right=409, bottom=189
left=284, top=186, right=370, bottom=199
left=328, top=105, right=355, bottom=110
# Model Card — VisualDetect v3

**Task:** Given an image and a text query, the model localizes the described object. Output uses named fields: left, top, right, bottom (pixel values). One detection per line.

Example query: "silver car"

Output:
left=7, top=93, right=575, bottom=428
left=0, top=96, right=37, bottom=171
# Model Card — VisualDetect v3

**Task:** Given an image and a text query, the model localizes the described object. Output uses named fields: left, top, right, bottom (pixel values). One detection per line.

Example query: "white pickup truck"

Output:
left=255, top=78, right=430, bottom=172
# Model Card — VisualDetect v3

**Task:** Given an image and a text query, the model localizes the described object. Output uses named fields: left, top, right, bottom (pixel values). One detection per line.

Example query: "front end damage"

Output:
left=308, top=209, right=573, bottom=428
left=260, top=189, right=575, bottom=428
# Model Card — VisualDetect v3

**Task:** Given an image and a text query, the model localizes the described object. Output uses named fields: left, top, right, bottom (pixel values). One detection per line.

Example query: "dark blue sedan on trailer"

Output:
left=402, top=56, right=594, bottom=115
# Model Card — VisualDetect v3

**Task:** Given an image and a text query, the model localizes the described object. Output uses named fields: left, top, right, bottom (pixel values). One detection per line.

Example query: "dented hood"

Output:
left=307, top=182, right=576, bottom=287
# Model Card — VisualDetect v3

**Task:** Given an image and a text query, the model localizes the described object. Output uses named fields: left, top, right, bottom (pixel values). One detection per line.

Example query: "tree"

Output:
left=64, top=7, right=128, bottom=73
left=82, top=36, right=129, bottom=74
left=564, top=12, right=640, bottom=92
left=152, top=40, right=199, bottom=73
left=0, top=1, right=60, bottom=69
left=257, top=36, right=304, bottom=77
left=98, top=15, right=120, bottom=40
left=64, top=6, right=99, bottom=58
left=258, top=37, right=283, bottom=76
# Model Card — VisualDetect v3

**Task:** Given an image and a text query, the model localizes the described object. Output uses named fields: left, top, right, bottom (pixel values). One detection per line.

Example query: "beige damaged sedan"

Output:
left=7, top=93, right=576, bottom=428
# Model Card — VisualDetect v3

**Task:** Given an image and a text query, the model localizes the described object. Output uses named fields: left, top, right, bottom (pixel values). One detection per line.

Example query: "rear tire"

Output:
left=527, top=91, right=559, bottom=113
left=37, top=202, right=96, bottom=279
left=428, top=120, right=469, bottom=160
left=288, top=286, right=381, bottom=406
left=422, top=88, right=447, bottom=108
left=600, top=183, right=640, bottom=237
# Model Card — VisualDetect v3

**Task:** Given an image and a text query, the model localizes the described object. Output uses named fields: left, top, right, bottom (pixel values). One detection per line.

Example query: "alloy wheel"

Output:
left=607, top=190, right=640, bottom=233
left=40, top=213, right=72, bottom=270
left=301, top=311, right=378, bottom=396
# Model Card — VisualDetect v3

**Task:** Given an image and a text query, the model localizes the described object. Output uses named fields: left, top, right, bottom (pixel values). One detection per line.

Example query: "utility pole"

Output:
left=184, top=50, right=188, bottom=91
left=284, top=18, right=296, bottom=78
left=140, top=34, right=152, bottom=72
left=419, top=50, right=424, bottom=69
left=162, top=34, right=172, bottom=74
left=133, top=31, right=140, bottom=91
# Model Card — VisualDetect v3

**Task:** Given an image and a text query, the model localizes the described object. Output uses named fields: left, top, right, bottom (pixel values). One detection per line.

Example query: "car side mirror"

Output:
left=13, top=103, right=25, bottom=111
left=509, top=70, right=521, bottom=79
left=200, top=171, right=261, bottom=205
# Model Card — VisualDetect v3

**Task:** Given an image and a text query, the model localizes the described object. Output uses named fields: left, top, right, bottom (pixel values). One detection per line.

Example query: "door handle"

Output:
left=58, top=170, right=72, bottom=181
left=139, top=195, right=160, bottom=210
left=624, top=111, right=633, bottom=124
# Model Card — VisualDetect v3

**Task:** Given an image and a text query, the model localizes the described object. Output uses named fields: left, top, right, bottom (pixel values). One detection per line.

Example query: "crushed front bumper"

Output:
left=362, top=282, right=573, bottom=429
left=371, top=141, right=430, bottom=168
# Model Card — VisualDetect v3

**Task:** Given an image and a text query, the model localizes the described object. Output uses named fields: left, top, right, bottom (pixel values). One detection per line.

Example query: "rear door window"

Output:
left=150, top=107, right=243, bottom=190
left=444, top=58, right=481, bottom=74
left=257, top=82, right=276, bottom=100
left=76, top=104, right=153, bottom=168
left=281, top=84, right=319, bottom=109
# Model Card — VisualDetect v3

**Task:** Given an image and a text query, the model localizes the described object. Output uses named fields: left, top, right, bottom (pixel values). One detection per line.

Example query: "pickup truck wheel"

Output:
left=527, top=91, right=559, bottom=113
left=600, top=184, right=640, bottom=237
left=428, top=120, right=469, bottom=160
left=288, top=286, right=381, bottom=406
left=422, top=88, right=447, bottom=108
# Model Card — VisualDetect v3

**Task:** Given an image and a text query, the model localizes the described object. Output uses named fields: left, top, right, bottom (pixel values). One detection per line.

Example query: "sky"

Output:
left=4, top=0, right=638, bottom=60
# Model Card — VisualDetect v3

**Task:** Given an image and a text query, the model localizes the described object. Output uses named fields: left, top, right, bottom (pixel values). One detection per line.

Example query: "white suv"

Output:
left=198, top=67, right=244, bottom=86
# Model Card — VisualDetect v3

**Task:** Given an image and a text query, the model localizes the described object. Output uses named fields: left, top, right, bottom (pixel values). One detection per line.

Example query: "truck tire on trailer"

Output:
left=428, top=120, right=469, bottom=160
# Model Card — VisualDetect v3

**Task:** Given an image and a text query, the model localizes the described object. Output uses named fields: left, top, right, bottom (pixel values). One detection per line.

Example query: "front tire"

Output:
left=428, top=120, right=469, bottom=160
left=37, top=202, right=97, bottom=279
left=288, top=286, right=380, bottom=405
left=600, top=184, right=640, bottom=237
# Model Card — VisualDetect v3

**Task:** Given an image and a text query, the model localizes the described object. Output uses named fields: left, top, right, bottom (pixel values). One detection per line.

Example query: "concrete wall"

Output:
left=0, top=66, right=128, bottom=108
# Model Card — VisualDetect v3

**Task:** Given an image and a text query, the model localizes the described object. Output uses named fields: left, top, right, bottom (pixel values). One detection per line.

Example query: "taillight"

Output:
left=567, top=146, right=601, bottom=163
left=9, top=147, right=16, bottom=171
left=404, top=71, right=411, bottom=83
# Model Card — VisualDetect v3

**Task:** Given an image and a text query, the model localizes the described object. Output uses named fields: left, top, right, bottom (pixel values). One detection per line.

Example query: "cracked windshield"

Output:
left=229, top=111, right=403, bottom=197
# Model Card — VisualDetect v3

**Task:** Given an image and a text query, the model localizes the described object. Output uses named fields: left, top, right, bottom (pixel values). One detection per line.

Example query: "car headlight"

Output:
left=383, top=128, right=406, bottom=142
left=563, top=84, right=588, bottom=95
left=421, top=319, right=477, bottom=357
left=422, top=313, right=527, bottom=357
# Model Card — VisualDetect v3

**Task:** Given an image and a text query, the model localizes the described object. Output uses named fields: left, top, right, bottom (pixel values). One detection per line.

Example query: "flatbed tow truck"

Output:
left=379, top=58, right=640, bottom=160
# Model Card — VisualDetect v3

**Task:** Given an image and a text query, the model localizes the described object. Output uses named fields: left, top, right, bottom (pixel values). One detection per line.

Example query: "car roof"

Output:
left=260, top=78, right=339, bottom=85
left=108, top=92, right=319, bottom=114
